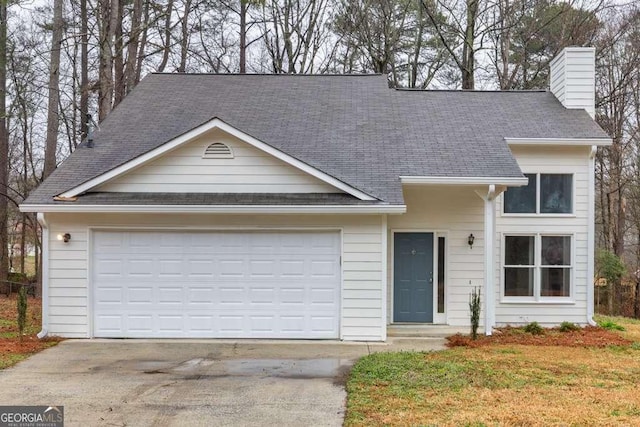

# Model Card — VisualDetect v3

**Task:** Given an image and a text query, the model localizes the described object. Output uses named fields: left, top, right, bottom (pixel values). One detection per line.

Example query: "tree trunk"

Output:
left=98, top=0, right=117, bottom=120
left=43, top=0, right=64, bottom=179
left=461, top=0, right=477, bottom=89
left=135, top=0, right=150, bottom=84
left=80, top=0, right=89, bottom=140
left=124, top=0, right=142, bottom=94
left=239, top=0, right=247, bottom=73
left=635, top=279, right=640, bottom=319
left=157, top=0, right=174, bottom=73
left=113, top=0, right=125, bottom=107
left=0, top=1, right=8, bottom=284
left=178, top=0, right=192, bottom=73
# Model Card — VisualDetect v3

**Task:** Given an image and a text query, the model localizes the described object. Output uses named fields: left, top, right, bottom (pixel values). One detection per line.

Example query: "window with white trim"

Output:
left=504, top=173, right=572, bottom=214
left=504, top=235, right=572, bottom=299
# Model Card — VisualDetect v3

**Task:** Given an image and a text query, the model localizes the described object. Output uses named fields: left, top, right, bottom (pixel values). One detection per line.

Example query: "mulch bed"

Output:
left=0, top=296, right=62, bottom=358
left=447, top=326, right=632, bottom=348
left=0, top=336, right=61, bottom=354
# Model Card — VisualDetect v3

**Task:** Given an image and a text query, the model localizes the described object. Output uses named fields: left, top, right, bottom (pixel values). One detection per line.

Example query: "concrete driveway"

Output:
left=0, top=338, right=444, bottom=426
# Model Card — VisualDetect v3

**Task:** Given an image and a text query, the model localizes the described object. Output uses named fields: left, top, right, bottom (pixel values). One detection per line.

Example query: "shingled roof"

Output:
left=24, top=74, right=609, bottom=206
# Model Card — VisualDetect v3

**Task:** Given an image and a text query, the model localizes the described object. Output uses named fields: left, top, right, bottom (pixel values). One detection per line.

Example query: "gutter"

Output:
left=587, top=146, right=598, bottom=326
left=19, top=204, right=407, bottom=214
left=36, top=213, right=49, bottom=338
left=505, top=137, right=612, bottom=146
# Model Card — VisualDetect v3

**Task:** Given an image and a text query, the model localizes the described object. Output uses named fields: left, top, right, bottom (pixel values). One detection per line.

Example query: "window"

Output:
left=504, top=174, right=572, bottom=214
left=504, top=236, right=535, bottom=296
left=437, top=236, right=446, bottom=313
left=503, top=235, right=572, bottom=299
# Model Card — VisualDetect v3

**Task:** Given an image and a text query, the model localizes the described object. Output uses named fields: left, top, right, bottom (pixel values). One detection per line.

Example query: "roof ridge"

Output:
left=395, top=88, right=548, bottom=93
left=150, top=72, right=385, bottom=77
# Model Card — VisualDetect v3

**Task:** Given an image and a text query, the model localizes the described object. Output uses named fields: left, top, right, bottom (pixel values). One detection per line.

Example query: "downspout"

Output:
left=37, top=213, right=49, bottom=338
left=587, top=146, right=597, bottom=326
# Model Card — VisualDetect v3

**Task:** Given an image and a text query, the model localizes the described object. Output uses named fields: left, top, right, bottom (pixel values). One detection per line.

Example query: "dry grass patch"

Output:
left=0, top=296, right=62, bottom=369
left=596, top=315, right=640, bottom=342
left=346, top=321, right=640, bottom=426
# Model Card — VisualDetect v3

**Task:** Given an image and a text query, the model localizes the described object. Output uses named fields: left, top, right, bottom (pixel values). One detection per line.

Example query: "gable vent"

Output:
left=203, top=142, right=234, bottom=159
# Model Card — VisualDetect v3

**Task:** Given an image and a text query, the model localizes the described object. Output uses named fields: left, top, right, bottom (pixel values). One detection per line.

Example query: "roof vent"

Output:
left=203, top=142, right=234, bottom=159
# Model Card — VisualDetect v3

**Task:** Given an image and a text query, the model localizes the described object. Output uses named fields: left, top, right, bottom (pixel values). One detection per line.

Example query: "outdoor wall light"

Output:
left=57, top=233, right=71, bottom=243
left=468, top=233, right=475, bottom=248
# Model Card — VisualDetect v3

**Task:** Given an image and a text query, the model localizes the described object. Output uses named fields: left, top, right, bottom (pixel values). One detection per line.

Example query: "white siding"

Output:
left=44, top=213, right=385, bottom=341
left=549, top=47, right=596, bottom=119
left=96, top=128, right=340, bottom=193
left=495, top=145, right=591, bottom=326
left=387, top=186, right=485, bottom=327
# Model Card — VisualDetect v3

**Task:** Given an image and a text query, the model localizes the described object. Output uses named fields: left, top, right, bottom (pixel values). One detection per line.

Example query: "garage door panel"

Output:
left=128, top=286, right=154, bottom=304
left=127, top=259, right=155, bottom=277
left=93, top=230, right=341, bottom=338
left=95, top=286, right=122, bottom=304
left=159, top=260, right=184, bottom=278
left=218, top=259, right=245, bottom=277
left=127, top=315, right=153, bottom=333
left=158, top=286, right=183, bottom=304
left=128, top=234, right=155, bottom=251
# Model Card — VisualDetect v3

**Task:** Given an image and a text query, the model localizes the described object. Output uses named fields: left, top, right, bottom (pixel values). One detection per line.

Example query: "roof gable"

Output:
left=61, top=118, right=375, bottom=200
left=95, top=127, right=343, bottom=194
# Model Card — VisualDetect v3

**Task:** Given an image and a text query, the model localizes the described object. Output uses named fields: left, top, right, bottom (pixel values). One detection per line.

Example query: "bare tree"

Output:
left=263, top=0, right=331, bottom=73
left=43, top=0, right=64, bottom=179
left=0, top=0, right=8, bottom=284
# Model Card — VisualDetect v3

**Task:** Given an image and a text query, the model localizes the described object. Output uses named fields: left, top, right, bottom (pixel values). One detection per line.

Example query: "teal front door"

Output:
left=393, top=232, right=434, bottom=323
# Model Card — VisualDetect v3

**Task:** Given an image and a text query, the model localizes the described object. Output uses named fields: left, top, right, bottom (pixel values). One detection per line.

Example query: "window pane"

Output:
left=505, top=236, right=534, bottom=265
left=541, top=236, right=571, bottom=265
left=437, top=237, right=445, bottom=314
left=504, top=173, right=536, bottom=213
left=541, top=268, right=571, bottom=297
left=540, top=174, right=572, bottom=213
left=504, top=268, right=534, bottom=296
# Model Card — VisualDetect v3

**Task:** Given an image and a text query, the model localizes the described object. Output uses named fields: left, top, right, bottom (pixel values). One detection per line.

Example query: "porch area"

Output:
left=387, top=323, right=481, bottom=338
left=386, top=184, right=500, bottom=334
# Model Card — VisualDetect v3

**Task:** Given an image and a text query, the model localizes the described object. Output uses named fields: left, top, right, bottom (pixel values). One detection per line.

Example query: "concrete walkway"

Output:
left=0, top=338, right=445, bottom=426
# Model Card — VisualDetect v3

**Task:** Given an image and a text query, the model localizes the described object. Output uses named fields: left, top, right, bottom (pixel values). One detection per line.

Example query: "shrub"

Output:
left=598, top=320, right=625, bottom=331
left=17, top=286, right=28, bottom=339
left=559, top=321, right=580, bottom=332
left=524, top=321, right=544, bottom=335
left=469, top=287, right=481, bottom=340
left=8, top=272, right=28, bottom=283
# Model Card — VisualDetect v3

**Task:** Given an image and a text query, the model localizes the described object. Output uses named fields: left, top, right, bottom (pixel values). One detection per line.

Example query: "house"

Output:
left=20, top=47, right=611, bottom=341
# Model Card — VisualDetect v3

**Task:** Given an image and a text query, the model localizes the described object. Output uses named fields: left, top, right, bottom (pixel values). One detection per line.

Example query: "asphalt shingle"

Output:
left=24, top=74, right=609, bottom=206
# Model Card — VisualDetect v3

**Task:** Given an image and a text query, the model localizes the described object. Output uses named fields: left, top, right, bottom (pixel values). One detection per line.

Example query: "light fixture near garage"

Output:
left=57, top=233, right=71, bottom=243
left=468, top=233, right=475, bottom=249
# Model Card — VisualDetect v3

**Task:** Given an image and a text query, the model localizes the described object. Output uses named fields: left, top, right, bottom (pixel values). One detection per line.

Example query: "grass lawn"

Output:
left=0, top=295, right=61, bottom=369
left=346, top=318, right=640, bottom=426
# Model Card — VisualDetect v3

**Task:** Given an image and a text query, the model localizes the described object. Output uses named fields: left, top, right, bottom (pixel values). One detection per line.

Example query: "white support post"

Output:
left=475, top=185, right=504, bottom=336
left=483, top=190, right=496, bottom=335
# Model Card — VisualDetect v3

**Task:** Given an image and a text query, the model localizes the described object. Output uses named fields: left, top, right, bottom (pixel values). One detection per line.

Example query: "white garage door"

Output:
left=92, top=230, right=341, bottom=338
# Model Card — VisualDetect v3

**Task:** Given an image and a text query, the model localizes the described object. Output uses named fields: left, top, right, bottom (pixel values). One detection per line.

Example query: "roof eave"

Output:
left=19, top=204, right=406, bottom=215
left=399, top=176, right=528, bottom=187
left=505, top=137, right=612, bottom=146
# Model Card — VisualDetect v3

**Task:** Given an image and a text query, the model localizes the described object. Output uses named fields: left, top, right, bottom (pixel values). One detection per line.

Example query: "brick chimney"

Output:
left=549, top=47, right=596, bottom=119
